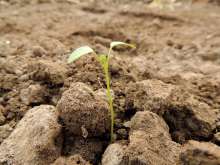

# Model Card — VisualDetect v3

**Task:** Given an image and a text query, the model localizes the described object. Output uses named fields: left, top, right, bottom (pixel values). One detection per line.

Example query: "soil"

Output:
left=1, top=0, right=220, bottom=164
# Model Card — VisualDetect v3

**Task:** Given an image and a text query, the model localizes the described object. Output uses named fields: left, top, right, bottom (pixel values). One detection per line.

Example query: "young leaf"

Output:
left=110, top=41, right=136, bottom=49
left=68, top=46, right=94, bottom=63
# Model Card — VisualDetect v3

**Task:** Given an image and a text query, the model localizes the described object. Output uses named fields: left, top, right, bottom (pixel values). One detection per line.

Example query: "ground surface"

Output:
left=1, top=0, right=220, bottom=164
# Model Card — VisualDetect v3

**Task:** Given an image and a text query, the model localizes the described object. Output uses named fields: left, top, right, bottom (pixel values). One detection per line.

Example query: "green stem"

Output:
left=106, top=47, right=114, bottom=143
left=104, top=67, right=114, bottom=143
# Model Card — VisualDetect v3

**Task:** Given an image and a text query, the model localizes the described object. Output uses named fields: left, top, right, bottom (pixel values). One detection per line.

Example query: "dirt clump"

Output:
left=123, top=111, right=181, bottom=165
left=57, top=82, right=110, bottom=138
left=164, top=88, right=219, bottom=143
left=37, top=36, right=67, bottom=57
left=19, top=84, right=48, bottom=105
left=212, top=132, right=220, bottom=145
left=65, top=55, right=104, bottom=90
left=125, top=79, right=175, bottom=116
left=190, top=77, right=220, bottom=109
left=62, top=136, right=106, bottom=164
left=57, top=82, right=110, bottom=164
left=52, top=155, right=91, bottom=165
left=0, top=106, right=6, bottom=125
left=125, top=79, right=219, bottom=143
left=0, top=105, right=62, bottom=165
left=102, top=142, right=127, bottom=165
left=28, top=60, right=67, bottom=85
left=0, top=124, right=13, bottom=144
left=0, top=69, right=18, bottom=91
left=66, top=55, right=138, bottom=90
left=102, top=111, right=180, bottom=165
left=180, top=140, right=220, bottom=165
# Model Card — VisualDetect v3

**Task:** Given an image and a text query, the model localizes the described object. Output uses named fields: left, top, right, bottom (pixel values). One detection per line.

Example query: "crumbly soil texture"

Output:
left=1, top=0, right=220, bottom=165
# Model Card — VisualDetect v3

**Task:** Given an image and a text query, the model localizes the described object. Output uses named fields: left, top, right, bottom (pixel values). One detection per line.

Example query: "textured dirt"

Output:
left=1, top=0, right=220, bottom=164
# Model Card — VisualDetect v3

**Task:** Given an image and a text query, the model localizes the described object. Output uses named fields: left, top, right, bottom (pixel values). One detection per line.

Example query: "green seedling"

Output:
left=68, top=41, right=135, bottom=142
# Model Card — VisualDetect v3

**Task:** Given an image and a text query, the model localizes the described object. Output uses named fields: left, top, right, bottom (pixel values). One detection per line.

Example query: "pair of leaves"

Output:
left=67, top=41, right=135, bottom=64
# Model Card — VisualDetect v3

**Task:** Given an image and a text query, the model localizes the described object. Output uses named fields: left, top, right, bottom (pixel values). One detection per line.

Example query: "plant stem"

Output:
left=104, top=67, right=114, bottom=143
left=106, top=48, right=114, bottom=143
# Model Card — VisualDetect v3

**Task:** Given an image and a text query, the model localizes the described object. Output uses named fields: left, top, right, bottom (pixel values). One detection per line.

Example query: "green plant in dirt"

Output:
left=68, top=41, right=135, bottom=142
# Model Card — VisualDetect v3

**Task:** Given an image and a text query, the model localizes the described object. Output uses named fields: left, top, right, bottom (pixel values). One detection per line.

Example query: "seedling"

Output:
left=68, top=41, right=135, bottom=142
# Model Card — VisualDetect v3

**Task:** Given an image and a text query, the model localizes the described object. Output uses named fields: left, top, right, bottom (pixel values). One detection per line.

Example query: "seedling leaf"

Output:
left=68, top=46, right=94, bottom=63
left=110, top=41, right=136, bottom=49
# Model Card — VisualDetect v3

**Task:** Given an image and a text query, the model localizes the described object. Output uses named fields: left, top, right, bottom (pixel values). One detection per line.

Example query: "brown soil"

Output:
left=1, top=0, right=220, bottom=164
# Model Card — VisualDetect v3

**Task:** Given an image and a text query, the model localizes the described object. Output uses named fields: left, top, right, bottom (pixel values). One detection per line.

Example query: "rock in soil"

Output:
left=0, top=124, right=13, bottom=144
left=102, top=111, right=180, bottom=165
left=63, top=136, right=105, bottom=164
left=52, top=155, right=91, bottom=165
left=19, top=84, right=47, bottom=105
left=124, top=111, right=181, bottom=165
left=0, top=105, right=62, bottom=165
left=0, top=106, right=6, bottom=125
left=28, top=60, right=67, bottom=85
left=180, top=140, right=220, bottom=165
left=102, top=142, right=127, bottom=165
left=125, top=79, right=219, bottom=143
left=57, top=82, right=110, bottom=137
left=125, top=79, right=176, bottom=116
left=213, top=132, right=220, bottom=145
left=164, top=88, right=219, bottom=143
